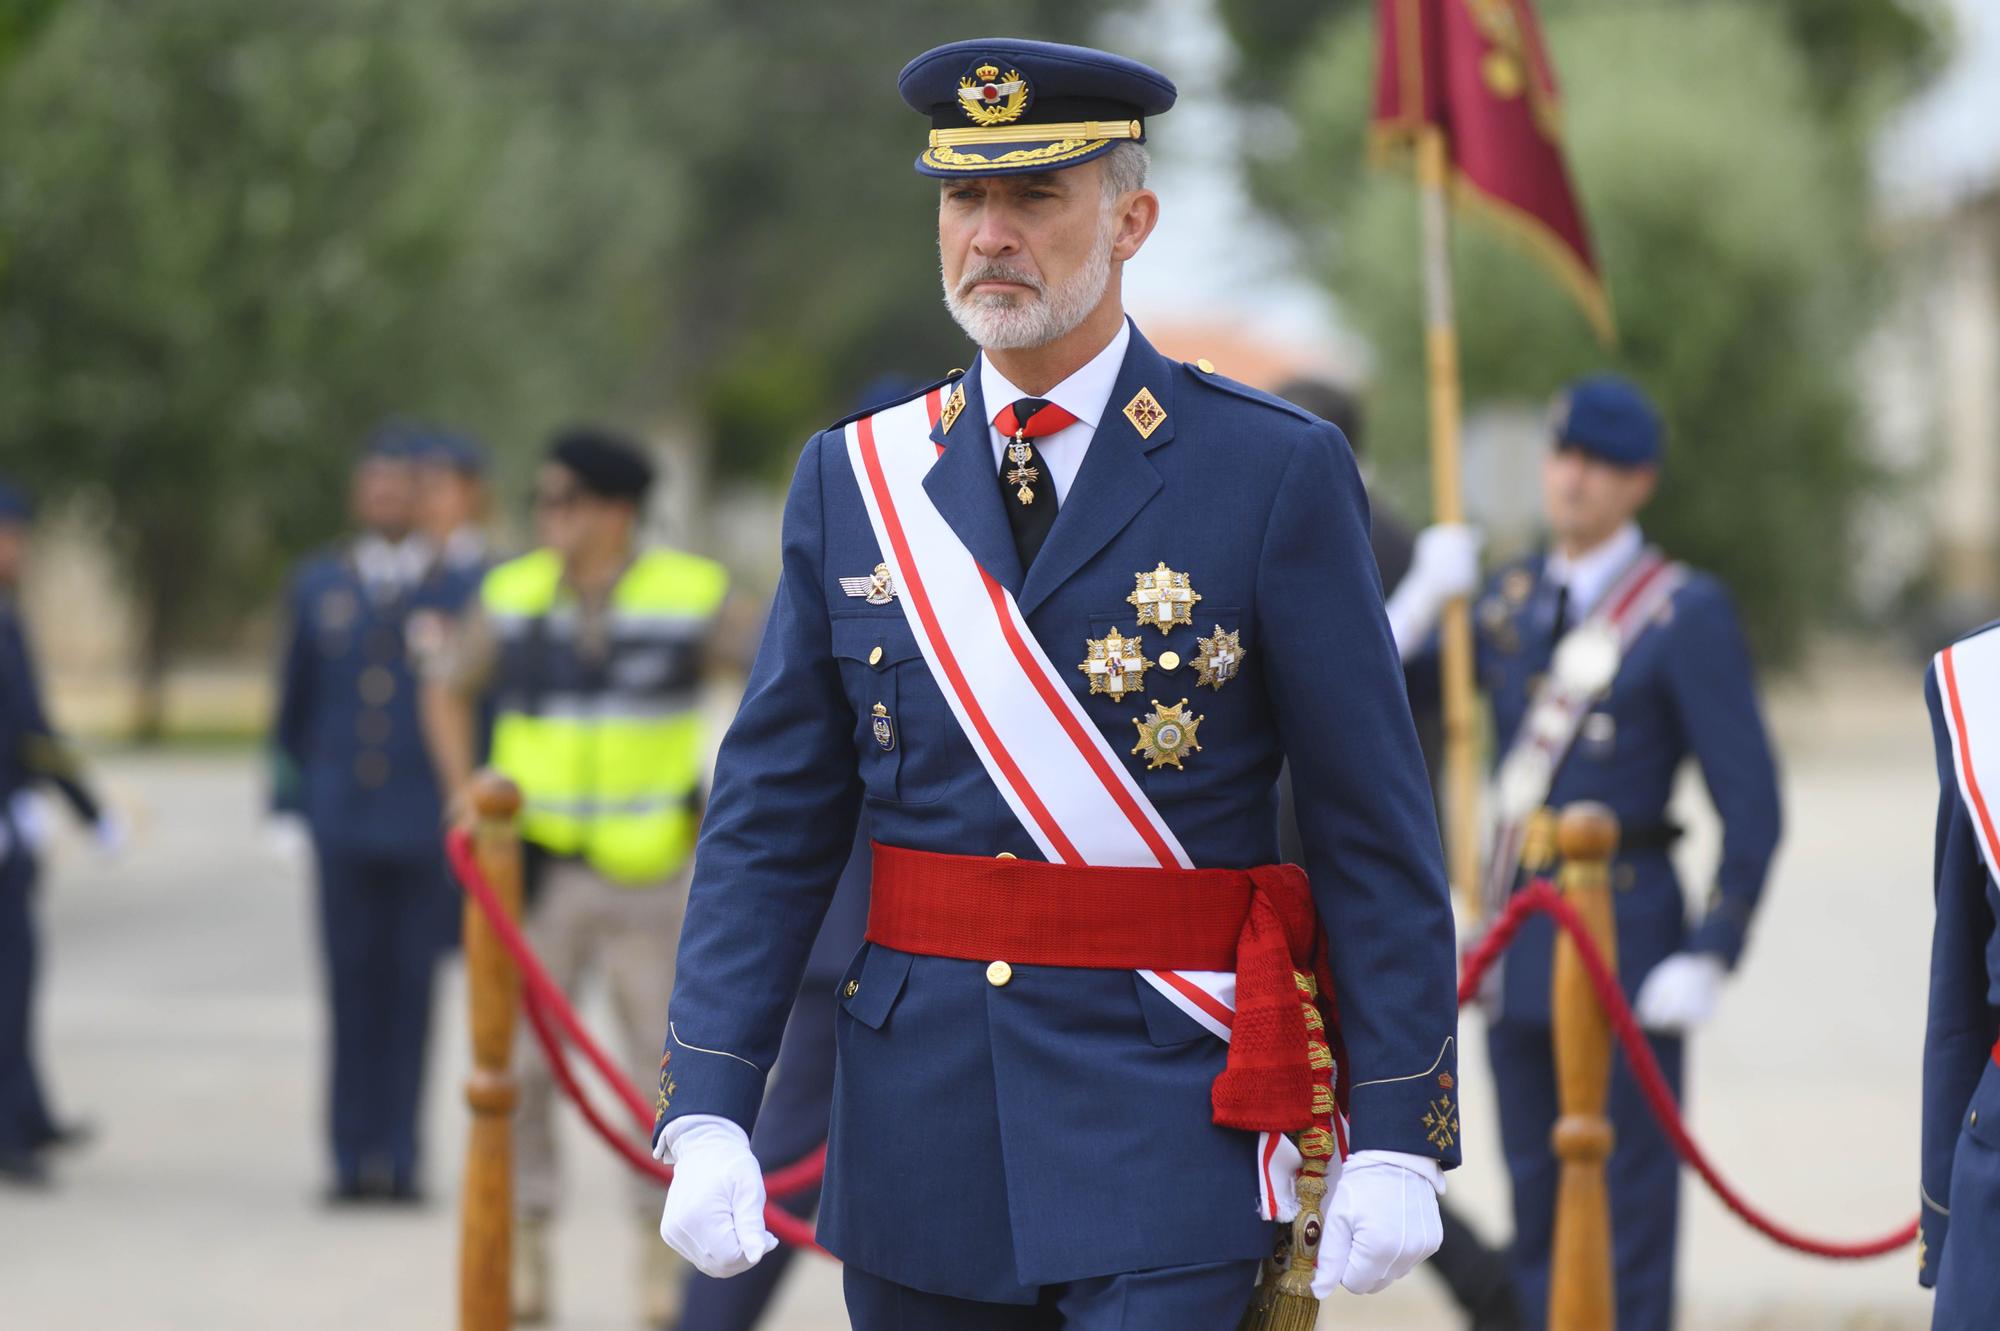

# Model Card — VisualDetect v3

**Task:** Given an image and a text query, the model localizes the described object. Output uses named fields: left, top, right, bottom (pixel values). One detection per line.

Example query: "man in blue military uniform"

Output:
left=1919, top=622, right=2000, bottom=1327
left=271, top=427, right=480, bottom=1203
left=0, top=480, right=119, bottom=1186
left=1403, top=376, right=1784, bottom=1331
left=651, top=39, right=1461, bottom=1328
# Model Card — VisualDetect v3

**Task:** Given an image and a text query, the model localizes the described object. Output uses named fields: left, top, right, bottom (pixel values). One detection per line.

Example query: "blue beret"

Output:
left=362, top=419, right=425, bottom=462
left=0, top=479, right=34, bottom=524
left=420, top=430, right=488, bottom=477
left=899, top=38, right=1175, bottom=178
left=1551, top=374, right=1662, bottom=468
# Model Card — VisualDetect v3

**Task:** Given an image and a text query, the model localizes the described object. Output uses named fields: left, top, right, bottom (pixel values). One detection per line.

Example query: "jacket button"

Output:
left=1159, top=650, right=1182, bottom=671
left=1973, top=1110, right=1981, bottom=1128
left=986, top=960, right=1013, bottom=987
left=843, top=979, right=859, bottom=998
left=868, top=646, right=883, bottom=665
left=996, top=852, right=1017, bottom=860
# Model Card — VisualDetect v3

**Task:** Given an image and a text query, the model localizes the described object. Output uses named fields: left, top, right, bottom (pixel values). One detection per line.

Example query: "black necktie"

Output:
left=1551, top=582, right=1571, bottom=638
left=994, top=397, right=1073, bottom=570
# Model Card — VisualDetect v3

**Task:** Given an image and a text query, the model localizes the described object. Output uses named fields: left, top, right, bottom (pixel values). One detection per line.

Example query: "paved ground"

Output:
left=0, top=651, right=1944, bottom=1329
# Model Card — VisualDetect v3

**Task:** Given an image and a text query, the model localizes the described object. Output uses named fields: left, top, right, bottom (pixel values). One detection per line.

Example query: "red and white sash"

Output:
left=844, top=386, right=1324, bottom=1219
left=1937, top=629, right=2000, bottom=885
left=1482, top=549, right=1686, bottom=913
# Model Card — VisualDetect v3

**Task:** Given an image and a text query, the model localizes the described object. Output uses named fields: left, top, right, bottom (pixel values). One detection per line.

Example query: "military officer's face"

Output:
left=351, top=458, right=417, bottom=539
left=419, top=465, right=483, bottom=539
left=937, top=160, right=1158, bottom=350
left=1542, top=446, right=1657, bottom=551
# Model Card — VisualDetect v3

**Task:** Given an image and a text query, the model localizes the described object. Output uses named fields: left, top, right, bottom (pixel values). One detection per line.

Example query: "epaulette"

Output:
left=825, top=368, right=966, bottom=434
left=1178, top=359, right=1317, bottom=424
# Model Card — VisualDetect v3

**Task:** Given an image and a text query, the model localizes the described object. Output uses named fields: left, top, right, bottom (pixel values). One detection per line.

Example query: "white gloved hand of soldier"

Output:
left=1633, top=952, right=1727, bottom=1033
left=656, top=1115, right=778, bottom=1278
left=1312, top=1149, right=1445, bottom=1297
left=1385, top=523, right=1484, bottom=660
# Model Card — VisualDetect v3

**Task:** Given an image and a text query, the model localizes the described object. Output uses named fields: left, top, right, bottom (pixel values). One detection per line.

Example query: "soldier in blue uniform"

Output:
left=271, top=427, right=480, bottom=1202
left=1404, top=376, right=1784, bottom=1331
left=1919, top=621, right=2000, bottom=1328
left=0, top=480, right=117, bottom=1186
left=651, top=40, right=1461, bottom=1329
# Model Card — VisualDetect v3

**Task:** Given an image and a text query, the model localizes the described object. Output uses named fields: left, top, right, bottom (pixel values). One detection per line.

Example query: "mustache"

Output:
left=957, top=262, right=1046, bottom=297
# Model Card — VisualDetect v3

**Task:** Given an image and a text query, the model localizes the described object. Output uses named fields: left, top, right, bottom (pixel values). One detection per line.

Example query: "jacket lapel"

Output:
left=921, top=361, right=1025, bottom=594
left=1015, top=325, right=1173, bottom=618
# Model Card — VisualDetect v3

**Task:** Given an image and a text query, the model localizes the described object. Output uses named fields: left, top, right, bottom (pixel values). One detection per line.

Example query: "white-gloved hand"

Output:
left=1312, top=1149, right=1446, bottom=1297
left=92, top=810, right=129, bottom=859
left=656, top=1115, right=778, bottom=1278
left=1385, top=524, right=1485, bottom=660
left=9, top=789, right=50, bottom=855
left=262, top=815, right=312, bottom=871
left=1633, top=952, right=1727, bottom=1033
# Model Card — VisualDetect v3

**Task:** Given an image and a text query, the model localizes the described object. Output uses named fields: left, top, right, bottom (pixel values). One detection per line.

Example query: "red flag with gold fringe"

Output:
left=1372, top=0, right=1614, bottom=343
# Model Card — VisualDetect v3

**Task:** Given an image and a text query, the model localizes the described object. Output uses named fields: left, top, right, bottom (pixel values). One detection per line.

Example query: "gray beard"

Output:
left=942, top=224, right=1115, bottom=352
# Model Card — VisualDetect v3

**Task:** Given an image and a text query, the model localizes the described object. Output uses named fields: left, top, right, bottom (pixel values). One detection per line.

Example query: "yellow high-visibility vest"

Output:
left=482, top=547, right=727, bottom=884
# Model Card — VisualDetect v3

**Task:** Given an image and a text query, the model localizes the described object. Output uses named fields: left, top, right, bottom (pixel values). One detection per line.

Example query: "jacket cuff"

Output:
left=1686, top=892, right=1752, bottom=966
left=1919, top=1190, right=1947, bottom=1289
left=650, top=1035, right=768, bottom=1147
left=1345, top=1042, right=1463, bottom=1170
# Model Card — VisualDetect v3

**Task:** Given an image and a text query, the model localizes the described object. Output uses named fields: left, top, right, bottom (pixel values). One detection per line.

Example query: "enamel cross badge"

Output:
left=1127, top=562, right=1200, bottom=633
left=1079, top=626, right=1154, bottom=702
left=1191, top=625, right=1245, bottom=690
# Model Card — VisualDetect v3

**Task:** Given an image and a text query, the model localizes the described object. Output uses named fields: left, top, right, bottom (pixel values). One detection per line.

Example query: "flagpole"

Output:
left=1415, top=124, right=1482, bottom=921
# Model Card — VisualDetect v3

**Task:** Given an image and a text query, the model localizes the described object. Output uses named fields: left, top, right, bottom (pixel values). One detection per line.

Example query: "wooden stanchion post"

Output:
left=459, top=773, right=524, bottom=1331
left=1548, top=802, right=1620, bottom=1331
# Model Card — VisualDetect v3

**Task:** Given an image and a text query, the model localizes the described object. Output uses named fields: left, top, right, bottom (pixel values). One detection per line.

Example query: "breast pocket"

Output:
left=831, top=615, right=948, bottom=805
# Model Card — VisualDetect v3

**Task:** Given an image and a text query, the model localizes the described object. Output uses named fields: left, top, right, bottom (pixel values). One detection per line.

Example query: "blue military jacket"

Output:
left=0, top=601, right=101, bottom=858
left=1920, top=622, right=2000, bottom=1317
left=271, top=544, right=478, bottom=860
left=1467, top=552, right=1782, bottom=1023
left=660, top=325, right=1461, bottom=1301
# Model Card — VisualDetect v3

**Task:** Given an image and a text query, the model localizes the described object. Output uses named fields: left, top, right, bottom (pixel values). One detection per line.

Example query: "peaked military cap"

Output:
left=1550, top=374, right=1663, bottom=468
left=899, top=38, right=1176, bottom=178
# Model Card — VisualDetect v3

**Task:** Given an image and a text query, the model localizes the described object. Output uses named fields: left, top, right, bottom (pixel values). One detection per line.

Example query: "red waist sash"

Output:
left=866, top=842, right=1341, bottom=1136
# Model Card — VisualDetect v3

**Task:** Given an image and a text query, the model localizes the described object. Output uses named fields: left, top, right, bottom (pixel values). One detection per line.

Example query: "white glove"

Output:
left=92, top=810, right=129, bottom=859
left=262, top=815, right=313, bottom=871
left=9, top=789, right=50, bottom=855
left=1633, top=952, right=1727, bottom=1033
left=656, top=1115, right=778, bottom=1278
left=1312, top=1149, right=1446, bottom=1297
left=1385, top=524, right=1484, bottom=660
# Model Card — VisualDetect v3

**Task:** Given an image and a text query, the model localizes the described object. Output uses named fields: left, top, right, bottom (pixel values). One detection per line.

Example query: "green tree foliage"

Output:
left=1237, top=0, right=1942, bottom=661
left=0, top=1, right=1117, bottom=729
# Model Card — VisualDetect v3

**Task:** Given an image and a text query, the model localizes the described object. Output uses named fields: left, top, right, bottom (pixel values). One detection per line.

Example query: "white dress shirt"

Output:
left=1545, top=521, right=1643, bottom=619
left=979, top=318, right=1131, bottom=506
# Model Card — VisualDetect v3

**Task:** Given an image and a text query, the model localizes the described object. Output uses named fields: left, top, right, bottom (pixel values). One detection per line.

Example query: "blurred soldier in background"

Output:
left=270, top=427, right=472, bottom=1205
left=1274, top=379, right=1522, bottom=1331
left=421, top=427, right=738, bottom=1327
left=1918, top=622, right=2000, bottom=1326
left=1403, top=376, right=1784, bottom=1331
left=416, top=430, right=493, bottom=578
left=0, top=480, right=120, bottom=1187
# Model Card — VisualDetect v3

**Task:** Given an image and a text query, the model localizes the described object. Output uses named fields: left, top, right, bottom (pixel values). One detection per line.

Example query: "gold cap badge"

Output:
left=958, top=65, right=1030, bottom=126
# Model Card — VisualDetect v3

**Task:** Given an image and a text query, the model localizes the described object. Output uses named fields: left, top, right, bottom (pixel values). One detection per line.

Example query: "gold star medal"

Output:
left=1078, top=627, right=1153, bottom=702
left=1191, top=625, right=1246, bottom=690
left=1131, top=698, right=1203, bottom=770
left=1127, top=562, right=1200, bottom=634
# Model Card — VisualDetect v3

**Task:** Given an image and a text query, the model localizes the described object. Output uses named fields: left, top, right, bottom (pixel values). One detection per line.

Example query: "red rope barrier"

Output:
left=1461, top=879, right=1918, bottom=1260
left=447, top=829, right=830, bottom=1255
left=451, top=825, right=1917, bottom=1265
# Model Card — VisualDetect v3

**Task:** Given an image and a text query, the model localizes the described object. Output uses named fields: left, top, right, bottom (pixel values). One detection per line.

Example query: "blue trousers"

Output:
left=679, top=983, right=841, bottom=1331
left=1489, top=1019, right=1684, bottom=1331
left=0, top=853, right=56, bottom=1155
left=313, top=844, right=456, bottom=1185
left=842, top=1259, right=1259, bottom=1331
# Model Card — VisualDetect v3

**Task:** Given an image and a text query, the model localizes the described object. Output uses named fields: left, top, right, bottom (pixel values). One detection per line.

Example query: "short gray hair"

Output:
left=1100, top=141, right=1151, bottom=201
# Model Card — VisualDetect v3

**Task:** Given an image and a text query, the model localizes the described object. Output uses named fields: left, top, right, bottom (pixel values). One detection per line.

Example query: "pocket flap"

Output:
left=840, top=943, right=915, bottom=1031
left=831, top=616, right=922, bottom=669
